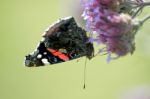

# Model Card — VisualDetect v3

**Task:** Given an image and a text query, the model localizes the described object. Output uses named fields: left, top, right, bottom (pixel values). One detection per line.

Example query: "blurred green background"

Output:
left=0, top=0, right=150, bottom=99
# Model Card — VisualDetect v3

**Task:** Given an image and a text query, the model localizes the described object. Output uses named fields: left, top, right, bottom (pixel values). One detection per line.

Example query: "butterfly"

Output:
left=25, top=16, right=94, bottom=67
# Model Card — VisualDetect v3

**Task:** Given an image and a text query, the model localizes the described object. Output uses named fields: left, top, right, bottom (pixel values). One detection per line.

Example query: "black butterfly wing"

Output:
left=25, top=16, right=94, bottom=67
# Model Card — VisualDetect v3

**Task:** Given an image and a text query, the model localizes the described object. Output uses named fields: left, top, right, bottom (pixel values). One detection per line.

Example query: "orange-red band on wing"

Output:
left=47, top=48, right=69, bottom=61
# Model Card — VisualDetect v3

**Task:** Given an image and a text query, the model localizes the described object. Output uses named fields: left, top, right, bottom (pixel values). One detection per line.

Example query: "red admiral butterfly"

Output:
left=25, top=16, right=94, bottom=67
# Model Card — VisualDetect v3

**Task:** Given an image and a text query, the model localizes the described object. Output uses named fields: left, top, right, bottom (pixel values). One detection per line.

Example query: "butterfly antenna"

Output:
left=83, top=57, right=87, bottom=89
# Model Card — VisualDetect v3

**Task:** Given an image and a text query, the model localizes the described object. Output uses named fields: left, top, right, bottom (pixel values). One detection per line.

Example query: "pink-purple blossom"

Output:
left=81, top=0, right=139, bottom=61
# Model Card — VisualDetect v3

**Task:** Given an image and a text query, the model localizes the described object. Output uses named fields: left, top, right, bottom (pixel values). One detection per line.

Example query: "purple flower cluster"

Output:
left=82, top=0, right=138, bottom=61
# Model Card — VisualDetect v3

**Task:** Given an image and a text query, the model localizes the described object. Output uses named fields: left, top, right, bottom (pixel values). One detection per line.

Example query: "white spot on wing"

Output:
left=37, top=54, right=42, bottom=59
left=42, top=58, right=49, bottom=65
left=43, top=52, right=47, bottom=55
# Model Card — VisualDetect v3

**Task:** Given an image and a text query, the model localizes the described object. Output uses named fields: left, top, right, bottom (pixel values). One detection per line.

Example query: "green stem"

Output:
left=132, top=1, right=150, bottom=7
left=141, top=14, right=150, bottom=24
left=141, top=2, right=150, bottom=6
left=132, top=6, right=144, bottom=18
left=132, top=1, right=150, bottom=19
